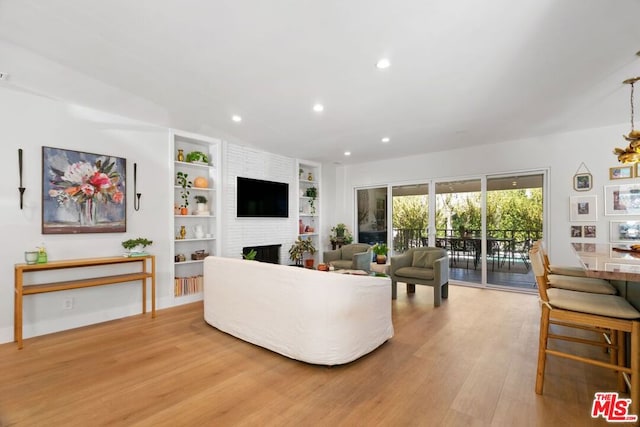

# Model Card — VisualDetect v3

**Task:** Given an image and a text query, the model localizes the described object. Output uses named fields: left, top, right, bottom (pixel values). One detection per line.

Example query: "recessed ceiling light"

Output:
left=313, top=103, right=324, bottom=112
left=381, top=137, right=390, bottom=143
left=344, top=151, right=351, bottom=156
left=376, top=58, right=391, bottom=69
left=231, top=115, right=242, bottom=122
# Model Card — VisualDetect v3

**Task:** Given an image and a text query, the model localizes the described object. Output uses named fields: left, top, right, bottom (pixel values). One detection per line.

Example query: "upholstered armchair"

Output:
left=323, top=243, right=372, bottom=272
left=390, top=247, right=449, bottom=306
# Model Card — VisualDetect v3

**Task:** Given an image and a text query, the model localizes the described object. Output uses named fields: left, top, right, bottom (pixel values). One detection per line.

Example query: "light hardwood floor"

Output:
left=0, top=284, right=620, bottom=426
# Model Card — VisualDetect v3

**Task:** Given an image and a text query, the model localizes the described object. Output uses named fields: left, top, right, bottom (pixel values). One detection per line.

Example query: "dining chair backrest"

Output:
left=529, top=247, right=550, bottom=302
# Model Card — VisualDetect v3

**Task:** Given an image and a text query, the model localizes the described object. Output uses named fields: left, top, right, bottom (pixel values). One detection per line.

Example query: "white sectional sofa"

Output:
left=203, top=256, right=394, bottom=365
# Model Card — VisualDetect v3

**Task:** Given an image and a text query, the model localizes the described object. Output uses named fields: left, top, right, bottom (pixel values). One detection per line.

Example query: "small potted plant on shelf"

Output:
left=176, top=172, right=192, bottom=214
left=372, top=243, right=389, bottom=264
left=185, top=151, right=209, bottom=165
left=288, top=237, right=317, bottom=268
left=329, top=223, right=353, bottom=249
left=194, top=195, right=208, bottom=214
left=122, top=237, right=153, bottom=256
left=305, top=186, right=318, bottom=215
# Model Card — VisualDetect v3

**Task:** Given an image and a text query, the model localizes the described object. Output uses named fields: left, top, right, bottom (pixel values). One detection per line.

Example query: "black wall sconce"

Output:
left=18, top=148, right=25, bottom=209
left=133, top=162, right=142, bottom=211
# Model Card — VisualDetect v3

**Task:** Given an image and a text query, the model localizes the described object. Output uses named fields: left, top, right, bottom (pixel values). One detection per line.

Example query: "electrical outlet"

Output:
left=63, top=298, right=73, bottom=310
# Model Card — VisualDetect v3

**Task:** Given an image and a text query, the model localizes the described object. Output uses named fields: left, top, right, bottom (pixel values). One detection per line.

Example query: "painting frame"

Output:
left=42, top=146, right=127, bottom=234
left=604, top=184, right=640, bottom=216
left=610, top=220, right=640, bottom=243
left=583, top=225, right=597, bottom=238
left=569, top=195, right=597, bottom=222
left=609, top=165, right=634, bottom=180
left=570, top=225, right=583, bottom=238
left=573, top=172, right=592, bottom=191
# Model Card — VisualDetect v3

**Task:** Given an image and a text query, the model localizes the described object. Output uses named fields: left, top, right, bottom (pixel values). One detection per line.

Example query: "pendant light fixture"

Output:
left=614, top=77, right=640, bottom=163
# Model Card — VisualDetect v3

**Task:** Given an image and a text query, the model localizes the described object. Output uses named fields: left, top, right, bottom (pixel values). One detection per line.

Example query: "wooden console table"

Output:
left=14, top=255, right=156, bottom=349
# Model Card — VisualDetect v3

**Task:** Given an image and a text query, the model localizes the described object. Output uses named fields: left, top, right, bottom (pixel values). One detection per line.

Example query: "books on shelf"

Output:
left=174, top=275, right=203, bottom=297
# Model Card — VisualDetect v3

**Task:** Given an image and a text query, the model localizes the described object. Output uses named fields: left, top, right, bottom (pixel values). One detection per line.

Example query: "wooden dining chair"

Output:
left=531, top=240, right=617, bottom=295
left=536, top=239, right=587, bottom=277
left=530, top=247, right=640, bottom=419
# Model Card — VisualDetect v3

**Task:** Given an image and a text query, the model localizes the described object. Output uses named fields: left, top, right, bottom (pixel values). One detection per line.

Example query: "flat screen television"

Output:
left=237, top=177, right=289, bottom=218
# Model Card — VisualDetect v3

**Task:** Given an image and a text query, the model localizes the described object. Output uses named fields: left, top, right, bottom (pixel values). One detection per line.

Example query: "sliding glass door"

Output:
left=356, top=187, right=388, bottom=246
left=485, top=173, right=543, bottom=289
left=391, top=184, right=429, bottom=255
left=354, top=169, right=545, bottom=290
left=435, top=179, right=482, bottom=285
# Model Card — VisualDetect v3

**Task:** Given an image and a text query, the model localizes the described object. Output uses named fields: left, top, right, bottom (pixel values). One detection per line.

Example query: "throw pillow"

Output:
left=412, top=251, right=430, bottom=268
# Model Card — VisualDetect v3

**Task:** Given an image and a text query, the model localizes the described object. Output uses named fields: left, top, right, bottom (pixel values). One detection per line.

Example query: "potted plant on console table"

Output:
left=288, top=237, right=317, bottom=268
left=122, top=237, right=153, bottom=257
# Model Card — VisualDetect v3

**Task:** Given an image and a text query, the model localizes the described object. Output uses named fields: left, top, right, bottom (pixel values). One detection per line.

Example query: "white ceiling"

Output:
left=1, top=0, right=639, bottom=164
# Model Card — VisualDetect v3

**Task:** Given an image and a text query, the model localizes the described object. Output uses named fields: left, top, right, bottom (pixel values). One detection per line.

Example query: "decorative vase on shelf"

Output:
left=194, top=225, right=204, bottom=239
left=307, top=172, right=313, bottom=181
left=193, top=176, right=208, bottom=188
left=299, top=219, right=305, bottom=234
left=179, top=225, right=187, bottom=240
left=177, top=149, right=184, bottom=162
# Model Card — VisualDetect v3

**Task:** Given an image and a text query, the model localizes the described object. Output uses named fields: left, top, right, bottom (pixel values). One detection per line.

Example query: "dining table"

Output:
left=571, top=242, right=640, bottom=282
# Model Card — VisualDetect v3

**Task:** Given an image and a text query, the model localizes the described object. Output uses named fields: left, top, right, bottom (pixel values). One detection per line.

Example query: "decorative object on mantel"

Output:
left=42, top=147, right=126, bottom=234
left=18, top=148, right=25, bottom=209
left=133, top=162, right=142, bottom=211
left=572, top=162, right=592, bottom=192
left=614, top=76, right=640, bottom=163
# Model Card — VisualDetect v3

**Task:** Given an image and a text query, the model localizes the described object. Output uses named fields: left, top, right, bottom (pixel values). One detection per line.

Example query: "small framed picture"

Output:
left=583, top=225, right=596, bottom=238
left=605, top=184, right=640, bottom=215
left=570, top=225, right=583, bottom=238
left=610, top=220, right=640, bottom=243
left=573, top=173, right=592, bottom=191
left=610, top=165, right=634, bottom=180
left=570, top=195, right=598, bottom=221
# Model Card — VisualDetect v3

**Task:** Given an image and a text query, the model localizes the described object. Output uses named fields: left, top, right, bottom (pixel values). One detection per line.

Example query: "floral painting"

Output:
left=42, top=147, right=126, bottom=234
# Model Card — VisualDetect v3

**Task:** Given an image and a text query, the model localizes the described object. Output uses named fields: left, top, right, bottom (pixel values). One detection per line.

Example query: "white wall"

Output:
left=221, top=143, right=297, bottom=264
left=0, top=85, right=173, bottom=343
left=323, top=124, right=640, bottom=268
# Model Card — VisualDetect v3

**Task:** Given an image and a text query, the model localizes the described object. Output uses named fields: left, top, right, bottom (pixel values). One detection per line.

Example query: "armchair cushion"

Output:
left=324, top=244, right=372, bottom=271
left=331, top=260, right=354, bottom=270
left=341, top=244, right=370, bottom=260
left=395, top=267, right=435, bottom=281
left=412, top=251, right=430, bottom=268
